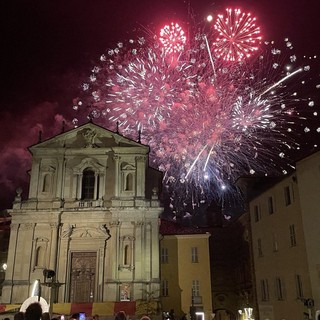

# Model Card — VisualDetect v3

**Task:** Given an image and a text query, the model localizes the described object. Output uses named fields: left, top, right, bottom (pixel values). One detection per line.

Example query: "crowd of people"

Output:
left=2, top=303, right=152, bottom=320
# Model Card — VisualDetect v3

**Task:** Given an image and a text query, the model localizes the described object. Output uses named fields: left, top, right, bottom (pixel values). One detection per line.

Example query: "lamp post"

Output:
left=42, top=269, right=64, bottom=318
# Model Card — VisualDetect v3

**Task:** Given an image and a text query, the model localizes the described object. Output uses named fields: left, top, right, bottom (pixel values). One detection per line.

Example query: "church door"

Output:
left=70, top=252, right=97, bottom=302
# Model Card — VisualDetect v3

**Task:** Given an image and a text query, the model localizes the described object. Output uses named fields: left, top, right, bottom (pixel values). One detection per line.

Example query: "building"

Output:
left=1, top=122, right=163, bottom=315
left=159, top=219, right=213, bottom=320
left=243, top=150, right=320, bottom=320
left=0, top=212, right=10, bottom=297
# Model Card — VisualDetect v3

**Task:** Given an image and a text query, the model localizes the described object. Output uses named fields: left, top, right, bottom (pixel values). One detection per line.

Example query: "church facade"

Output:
left=2, top=122, right=163, bottom=306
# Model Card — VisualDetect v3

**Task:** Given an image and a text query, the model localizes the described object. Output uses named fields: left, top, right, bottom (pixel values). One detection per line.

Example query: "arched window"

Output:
left=82, top=169, right=95, bottom=200
left=125, top=173, right=133, bottom=191
left=42, top=174, right=51, bottom=192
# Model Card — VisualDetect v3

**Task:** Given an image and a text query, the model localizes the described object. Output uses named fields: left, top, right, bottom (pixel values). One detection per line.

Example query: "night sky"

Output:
left=0, top=0, right=320, bottom=210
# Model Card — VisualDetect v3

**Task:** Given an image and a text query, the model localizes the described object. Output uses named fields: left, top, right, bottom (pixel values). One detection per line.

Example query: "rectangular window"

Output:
left=191, top=247, right=198, bottom=263
left=192, top=280, right=200, bottom=296
left=276, top=277, right=285, bottom=300
left=289, top=224, right=297, bottom=246
left=82, top=170, right=95, bottom=200
left=254, top=205, right=261, bottom=222
left=268, top=196, right=274, bottom=214
left=258, top=238, right=263, bottom=257
left=273, top=233, right=278, bottom=252
left=295, top=274, right=304, bottom=298
left=284, top=186, right=292, bottom=206
left=161, top=279, right=169, bottom=297
left=161, top=247, right=168, bottom=263
left=261, top=279, right=269, bottom=301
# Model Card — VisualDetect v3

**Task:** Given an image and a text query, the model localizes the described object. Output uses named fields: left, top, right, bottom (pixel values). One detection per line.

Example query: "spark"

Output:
left=261, top=67, right=303, bottom=96
left=213, top=8, right=262, bottom=61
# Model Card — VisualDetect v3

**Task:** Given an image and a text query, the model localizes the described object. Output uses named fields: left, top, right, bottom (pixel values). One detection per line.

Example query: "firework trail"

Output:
left=73, top=9, right=320, bottom=216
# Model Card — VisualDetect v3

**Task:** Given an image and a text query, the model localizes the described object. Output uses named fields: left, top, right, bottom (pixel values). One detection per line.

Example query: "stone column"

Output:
left=19, top=223, right=35, bottom=280
left=98, top=235, right=108, bottom=302
left=1, top=223, right=19, bottom=303
left=58, top=224, right=73, bottom=301
left=76, top=173, right=83, bottom=200
left=55, top=157, right=64, bottom=198
left=109, top=220, right=120, bottom=279
left=94, top=172, right=98, bottom=200
left=150, top=217, right=160, bottom=291
left=113, top=156, right=120, bottom=197
left=134, top=220, right=144, bottom=281
left=98, top=173, right=105, bottom=200
left=71, top=173, right=77, bottom=199
left=136, top=156, right=146, bottom=197
left=49, top=223, right=59, bottom=271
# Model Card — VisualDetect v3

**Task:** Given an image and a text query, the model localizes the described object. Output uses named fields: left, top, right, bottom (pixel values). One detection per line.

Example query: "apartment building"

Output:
left=246, top=150, right=320, bottom=319
left=160, top=219, right=213, bottom=320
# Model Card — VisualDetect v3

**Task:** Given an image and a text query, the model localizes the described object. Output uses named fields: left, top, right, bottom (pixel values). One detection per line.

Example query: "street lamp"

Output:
left=43, top=269, right=56, bottom=283
left=42, top=269, right=64, bottom=318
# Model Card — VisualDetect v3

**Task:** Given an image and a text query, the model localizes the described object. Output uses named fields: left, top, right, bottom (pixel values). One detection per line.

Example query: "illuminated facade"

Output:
left=159, top=220, right=213, bottom=320
left=247, top=150, right=320, bottom=320
left=1, top=122, right=163, bottom=306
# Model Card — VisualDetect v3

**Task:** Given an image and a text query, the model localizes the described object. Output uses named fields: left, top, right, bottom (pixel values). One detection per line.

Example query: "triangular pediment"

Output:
left=28, top=122, right=149, bottom=153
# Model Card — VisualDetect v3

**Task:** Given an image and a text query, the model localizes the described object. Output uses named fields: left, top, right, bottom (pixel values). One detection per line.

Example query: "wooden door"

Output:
left=70, top=252, right=96, bottom=302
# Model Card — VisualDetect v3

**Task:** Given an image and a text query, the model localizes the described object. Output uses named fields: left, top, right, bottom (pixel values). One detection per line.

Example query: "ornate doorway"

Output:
left=70, top=252, right=96, bottom=302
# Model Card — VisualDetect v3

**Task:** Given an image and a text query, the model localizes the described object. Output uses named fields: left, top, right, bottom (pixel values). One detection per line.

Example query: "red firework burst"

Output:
left=213, top=8, right=262, bottom=62
left=159, top=22, right=186, bottom=54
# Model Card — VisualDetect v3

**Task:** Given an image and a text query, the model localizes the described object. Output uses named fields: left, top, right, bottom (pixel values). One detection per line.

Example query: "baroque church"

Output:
left=2, top=122, right=163, bottom=306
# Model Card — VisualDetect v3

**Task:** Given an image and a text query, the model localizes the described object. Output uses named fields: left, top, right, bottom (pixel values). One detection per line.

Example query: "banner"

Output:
left=0, top=302, right=137, bottom=316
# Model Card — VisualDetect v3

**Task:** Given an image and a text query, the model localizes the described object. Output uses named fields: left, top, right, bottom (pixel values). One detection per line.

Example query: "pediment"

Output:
left=28, top=122, right=149, bottom=153
left=70, top=226, right=111, bottom=240
left=61, top=224, right=111, bottom=240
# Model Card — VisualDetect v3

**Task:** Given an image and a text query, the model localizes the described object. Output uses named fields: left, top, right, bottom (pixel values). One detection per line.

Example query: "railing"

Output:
left=192, top=296, right=202, bottom=304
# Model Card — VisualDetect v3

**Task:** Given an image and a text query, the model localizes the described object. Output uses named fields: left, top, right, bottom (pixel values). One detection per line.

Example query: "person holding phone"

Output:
left=79, top=313, right=86, bottom=320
